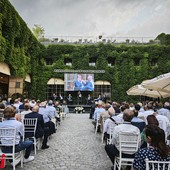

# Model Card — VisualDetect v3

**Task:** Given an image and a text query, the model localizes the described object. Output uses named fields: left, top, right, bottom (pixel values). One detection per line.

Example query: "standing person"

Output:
left=86, top=94, right=92, bottom=105
left=59, top=94, right=63, bottom=104
left=67, top=94, right=73, bottom=105
left=77, top=91, right=82, bottom=105
left=0, top=107, right=34, bottom=165
left=52, top=93, right=57, bottom=101
left=133, top=125, right=170, bottom=170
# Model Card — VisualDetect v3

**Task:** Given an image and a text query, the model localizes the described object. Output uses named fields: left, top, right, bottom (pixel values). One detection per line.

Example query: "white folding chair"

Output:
left=114, top=131, right=140, bottom=170
left=101, top=117, right=108, bottom=143
left=22, top=118, right=39, bottom=155
left=0, top=128, right=23, bottom=170
left=95, top=114, right=101, bottom=134
left=0, top=112, right=4, bottom=122
left=145, top=158, right=170, bottom=170
left=107, top=122, right=117, bottom=144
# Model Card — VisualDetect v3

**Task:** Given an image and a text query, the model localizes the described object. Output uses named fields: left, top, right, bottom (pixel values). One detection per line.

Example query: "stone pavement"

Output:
left=5, top=113, right=112, bottom=170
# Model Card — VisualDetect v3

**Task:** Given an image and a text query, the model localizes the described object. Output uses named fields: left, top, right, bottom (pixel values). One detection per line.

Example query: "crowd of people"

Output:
left=0, top=98, right=66, bottom=167
left=0, top=96, right=170, bottom=169
left=91, top=99, right=170, bottom=170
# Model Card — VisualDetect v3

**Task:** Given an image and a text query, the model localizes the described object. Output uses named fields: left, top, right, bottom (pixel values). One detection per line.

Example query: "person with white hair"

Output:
left=92, top=100, right=105, bottom=132
left=103, top=107, right=123, bottom=143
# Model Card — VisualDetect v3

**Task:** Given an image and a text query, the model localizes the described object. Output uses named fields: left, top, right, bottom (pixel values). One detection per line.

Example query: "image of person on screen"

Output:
left=74, top=74, right=84, bottom=91
left=82, top=75, right=94, bottom=91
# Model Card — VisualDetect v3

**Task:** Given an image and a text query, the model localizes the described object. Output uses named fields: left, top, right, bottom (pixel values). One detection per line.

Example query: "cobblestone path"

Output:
left=7, top=114, right=112, bottom=170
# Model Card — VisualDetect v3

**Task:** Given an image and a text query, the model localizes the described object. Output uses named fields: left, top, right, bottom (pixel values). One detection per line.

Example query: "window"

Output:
left=107, top=57, right=115, bottom=66
left=150, top=59, right=158, bottom=66
left=46, top=59, right=53, bottom=65
left=64, top=58, right=72, bottom=66
left=89, top=58, right=96, bottom=66
left=46, top=84, right=64, bottom=100
left=15, top=82, right=20, bottom=88
left=134, top=58, right=140, bottom=66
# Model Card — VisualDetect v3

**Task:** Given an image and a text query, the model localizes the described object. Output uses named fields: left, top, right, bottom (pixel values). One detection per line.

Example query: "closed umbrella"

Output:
left=127, top=85, right=170, bottom=98
left=142, top=72, right=170, bottom=93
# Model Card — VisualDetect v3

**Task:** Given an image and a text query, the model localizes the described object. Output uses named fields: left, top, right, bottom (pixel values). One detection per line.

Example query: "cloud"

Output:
left=9, top=0, right=170, bottom=38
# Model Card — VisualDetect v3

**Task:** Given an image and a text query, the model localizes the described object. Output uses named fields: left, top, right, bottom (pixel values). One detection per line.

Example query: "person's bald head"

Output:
left=32, top=105, right=39, bottom=112
left=108, top=107, right=115, bottom=116
left=123, top=109, right=134, bottom=122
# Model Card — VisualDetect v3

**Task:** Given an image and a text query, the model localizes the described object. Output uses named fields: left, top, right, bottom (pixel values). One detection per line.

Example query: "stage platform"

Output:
left=67, top=105, right=91, bottom=113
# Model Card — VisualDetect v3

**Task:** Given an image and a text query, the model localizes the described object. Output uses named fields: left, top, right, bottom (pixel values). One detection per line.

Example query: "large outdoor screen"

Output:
left=64, top=74, right=94, bottom=91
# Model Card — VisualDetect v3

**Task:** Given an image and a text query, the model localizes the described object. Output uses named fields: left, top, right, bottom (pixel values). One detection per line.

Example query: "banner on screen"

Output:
left=64, top=74, right=94, bottom=91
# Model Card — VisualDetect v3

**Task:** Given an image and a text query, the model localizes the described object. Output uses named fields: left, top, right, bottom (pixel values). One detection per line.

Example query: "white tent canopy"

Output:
left=47, top=78, right=64, bottom=85
left=127, top=84, right=170, bottom=98
left=142, top=72, right=170, bottom=93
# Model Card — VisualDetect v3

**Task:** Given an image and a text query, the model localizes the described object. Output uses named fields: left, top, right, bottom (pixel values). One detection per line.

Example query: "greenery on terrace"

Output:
left=0, top=0, right=170, bottom=102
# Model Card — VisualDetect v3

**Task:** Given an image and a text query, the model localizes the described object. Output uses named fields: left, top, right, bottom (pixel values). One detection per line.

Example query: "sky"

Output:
left=9, top=0, right=170, bottom=39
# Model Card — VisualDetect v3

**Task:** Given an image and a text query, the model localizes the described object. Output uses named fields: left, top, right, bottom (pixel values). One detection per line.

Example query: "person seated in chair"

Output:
left=25, top=105, right=50, bottom=149
left=105, top=109, right=141, bottom=170
left=133, top=125, right=170, bottom=170
left=0, top=107, right=34, bottom=165
left=103, top=107, right=123, bottom=143
left=131, top=104, right=146, bottom=133
left=39, top=102, right=56, bottom=135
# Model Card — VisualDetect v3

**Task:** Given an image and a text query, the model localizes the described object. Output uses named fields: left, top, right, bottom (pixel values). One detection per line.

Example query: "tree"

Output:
left=32, top=24, right=45, bottom=41
left=156, top=33, right=170, bottom=45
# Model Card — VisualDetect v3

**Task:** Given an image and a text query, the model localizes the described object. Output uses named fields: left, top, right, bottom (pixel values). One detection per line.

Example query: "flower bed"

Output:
left=74, top=106, right=84, bottom=113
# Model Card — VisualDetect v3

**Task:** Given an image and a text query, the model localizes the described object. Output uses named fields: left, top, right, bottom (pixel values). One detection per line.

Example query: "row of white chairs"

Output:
left=95, top=116, right=170, bottom=170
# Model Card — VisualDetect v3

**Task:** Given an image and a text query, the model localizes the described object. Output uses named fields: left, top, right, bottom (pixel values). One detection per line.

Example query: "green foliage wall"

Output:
left=0, top=0, right=46, bottom=100
left=44, top=43, right=170, bottom=102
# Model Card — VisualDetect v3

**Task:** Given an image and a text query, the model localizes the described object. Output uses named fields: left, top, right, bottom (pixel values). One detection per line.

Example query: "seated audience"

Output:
left=92, top=100, right=105, bottom=131
left=99, top=103, right=111, bottom=131
left=25, top=105, right=50, bottom=149
left=153, top=110, right=169, bottom=133
left=131, top=104, right=146, bottom=133
left=20, top=103, right=32, bottom=120
left=0, top=106, right=34, bottom=165
left=103, top=107, right=123, bottom=143
left=133, top=125, right=170, bottom=170
left=39, top=102, right=56, bottom=135
left=141, top=115, right=159, bottom=148
left=105, top=109, right=141, bottom=170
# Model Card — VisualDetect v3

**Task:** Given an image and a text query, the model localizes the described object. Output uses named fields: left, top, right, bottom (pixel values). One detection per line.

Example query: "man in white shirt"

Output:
left=154, top=111, right=170, bottom=133
left=105, top=109, right=141, bottom=169
left=139, top=103, right=154, bottom=124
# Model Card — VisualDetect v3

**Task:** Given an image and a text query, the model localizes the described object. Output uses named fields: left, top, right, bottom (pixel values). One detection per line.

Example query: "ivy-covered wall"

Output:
left=0, top=0, right=48, bottom=100
left=43, top=43, right=170, bottom=102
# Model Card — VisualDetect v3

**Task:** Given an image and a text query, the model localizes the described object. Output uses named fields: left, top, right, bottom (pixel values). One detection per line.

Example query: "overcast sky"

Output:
left=9, top=0, right=170, bottom=39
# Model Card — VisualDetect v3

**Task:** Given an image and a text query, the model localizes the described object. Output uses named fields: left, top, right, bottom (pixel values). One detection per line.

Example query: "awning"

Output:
left=47, top=78, right=64, bottom=85
left=0, top=62, right=10, bottom=75
left=94, top=80, right=111, bottom=85
left=25, top=74, right=31, bottom=83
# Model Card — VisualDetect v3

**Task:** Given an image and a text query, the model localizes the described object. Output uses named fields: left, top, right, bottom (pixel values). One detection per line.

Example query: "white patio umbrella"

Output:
left=127, top=85, right=170, bottom=98
left=142, top=72, right=170, bottom=93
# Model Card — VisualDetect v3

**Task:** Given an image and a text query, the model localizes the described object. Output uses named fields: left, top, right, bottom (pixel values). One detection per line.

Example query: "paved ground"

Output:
left=5, top=113, right=112, bottom=170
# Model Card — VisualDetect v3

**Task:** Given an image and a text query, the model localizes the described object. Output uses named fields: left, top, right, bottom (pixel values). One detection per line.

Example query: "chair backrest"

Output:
left=22, top=118, right=37, bottom=138
left=0, top=112, right=4, bottom=122
left=0, top=128, right=16, bottom=154
left=118, top=131, right=140, bottom=156
left=145, top=158, right=170, bottom=170
left=107, top=121, right=117, bottom=144
left=131, top=121, right=146, bottom=133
